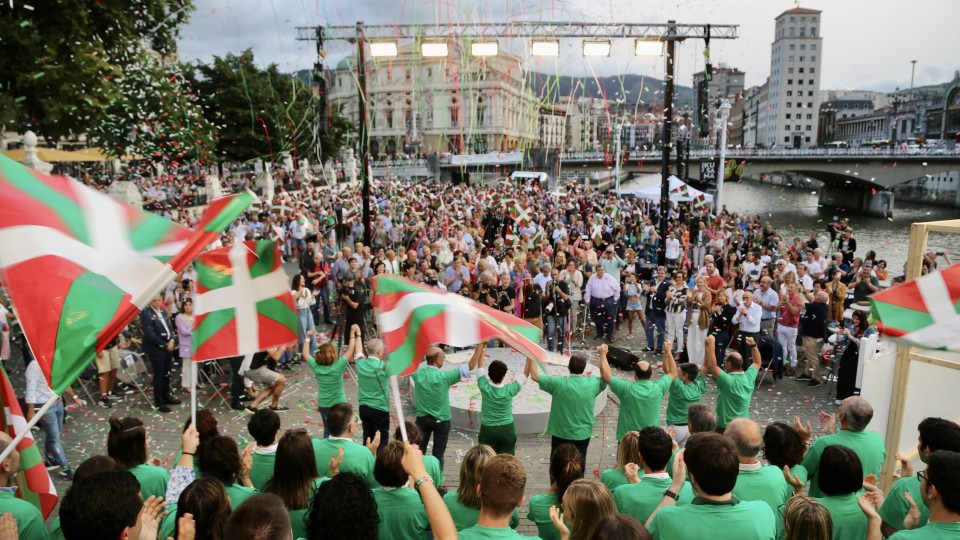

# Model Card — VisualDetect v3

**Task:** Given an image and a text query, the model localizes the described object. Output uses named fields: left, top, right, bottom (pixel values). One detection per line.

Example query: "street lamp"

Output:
left=715, top=99, right=731, bottom=214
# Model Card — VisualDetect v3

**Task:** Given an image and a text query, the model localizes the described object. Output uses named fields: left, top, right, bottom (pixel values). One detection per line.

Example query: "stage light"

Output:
left=421, top=42, right=449, bottom=57
left=635, top=40, right=664, bottom=56
left=583, top=41, right=611, bottom=57
left=531, top=40, right=560, bottom=56
left=471, top=41, right=499, bottom=57
left=369, top=42, right=398, bottom=57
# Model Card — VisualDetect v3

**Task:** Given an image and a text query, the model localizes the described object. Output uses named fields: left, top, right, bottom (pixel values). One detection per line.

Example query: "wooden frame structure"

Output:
left=880, top=218, right=960, bottom=490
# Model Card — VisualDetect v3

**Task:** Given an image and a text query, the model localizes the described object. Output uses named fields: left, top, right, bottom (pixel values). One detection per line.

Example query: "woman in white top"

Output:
left=292, top=274, right=316, bottom=355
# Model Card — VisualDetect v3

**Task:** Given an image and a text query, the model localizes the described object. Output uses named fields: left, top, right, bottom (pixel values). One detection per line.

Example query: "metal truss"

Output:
left=296, top=21, right=738, bottom=42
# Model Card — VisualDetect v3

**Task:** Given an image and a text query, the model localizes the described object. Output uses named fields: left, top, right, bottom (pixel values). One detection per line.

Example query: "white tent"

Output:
left=625, top=174, right=714, bottom=203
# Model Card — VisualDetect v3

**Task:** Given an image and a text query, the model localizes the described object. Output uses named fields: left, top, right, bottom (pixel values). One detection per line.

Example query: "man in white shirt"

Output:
left=665, top=233, right=681, bottom=266
left=755, top=277, right=780, bottom=338
left=804, top=250, right=823, bottom=280
left=533, top=264, right=553, bottom=292
left=584, top=265, right=621, bottom=342
left=732, top=291, right=763, bottom=357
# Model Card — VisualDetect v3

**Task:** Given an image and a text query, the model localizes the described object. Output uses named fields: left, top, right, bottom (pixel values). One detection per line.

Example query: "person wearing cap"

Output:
left=598, top=246, right=627, bottom=283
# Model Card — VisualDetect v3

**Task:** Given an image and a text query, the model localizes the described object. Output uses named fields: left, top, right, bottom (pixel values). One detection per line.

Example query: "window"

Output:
left=788, top=56, right=795, bottom=62
left=799, top=56, right=805, bottom=62
left=427, top=68, right=432, bottom=79
left=811, top=55, right=816, bottom=61
left=799, top=67, right=805, bottom=73
left=811, top=27, right=817, bottom=36
left=787, top=90, right=793, bottom=96
left=405, top=69, right=411, bottom=81
left=785, top=126, right=791, bottom=132
left=787, top=79, right=793, bottom=85
left=805, top=136, right=811, bottom=142
left=805, top=125, right=811, bottom=131
left=800, top=44, right=806, bottom=50
left=812, top=44, right=817, bottom=50
left=788, top=67, right=794, bottom=74
left=789, top=43, right=796, bottom=50
left=785, top=136, right=791, bottom=143
left=806, top=113, right=813, bottom=119
left=786, top=113, right=792, bottom=119
left=807, top=102, right=813, bottom=108
left=808, top=91, right=814, bottom=97
left=800, top=27, right=806, bottom=37
left=810, top=68, right=816, bottom=73
left=789, top=26, right=796, bottom=36
left=787, top=102, right=792, bottom=108
left=450, top=106, right=459, bottom=126
left=809, top=79, right=814, bottom=84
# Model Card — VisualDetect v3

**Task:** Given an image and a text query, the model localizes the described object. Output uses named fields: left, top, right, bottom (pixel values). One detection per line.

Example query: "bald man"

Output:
left=598, top=341, right=677, bottom=440
left=0, top=433, right=46, bottom=540
left=411, top=344, right=483, bottom=469
left=726, top=418, right=793, bottom=538
left=801, top=396, right=886, bottom=497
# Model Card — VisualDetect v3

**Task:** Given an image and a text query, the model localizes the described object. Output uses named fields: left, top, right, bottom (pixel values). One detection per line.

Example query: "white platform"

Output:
left=444, top=347, right=607, bottom=434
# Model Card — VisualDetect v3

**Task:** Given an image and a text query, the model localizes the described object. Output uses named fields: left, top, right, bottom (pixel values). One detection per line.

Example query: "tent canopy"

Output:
left=625, top=174, right=714, bottom=203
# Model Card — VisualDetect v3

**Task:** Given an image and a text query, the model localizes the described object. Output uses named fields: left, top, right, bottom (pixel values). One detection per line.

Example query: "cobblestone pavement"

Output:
left=21, top=311, right=837, bottom=534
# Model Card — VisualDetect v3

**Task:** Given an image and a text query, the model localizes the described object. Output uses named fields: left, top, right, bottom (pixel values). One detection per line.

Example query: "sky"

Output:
left=176, top=0, right=960, bottom=92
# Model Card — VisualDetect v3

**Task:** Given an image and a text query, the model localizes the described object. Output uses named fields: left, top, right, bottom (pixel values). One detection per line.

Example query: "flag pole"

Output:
left=389, top=375, right=407, bottom=443
left=190, top=361, right=198, bottom=428
left=0, top=393, right=58, bottom=463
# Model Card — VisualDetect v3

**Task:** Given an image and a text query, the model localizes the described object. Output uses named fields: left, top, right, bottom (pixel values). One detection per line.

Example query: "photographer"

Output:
left=339, top=272, right=367, bottom=343
left=543, top=269, right=571, bottom=352
left=477, top=271, right=500, bottom=309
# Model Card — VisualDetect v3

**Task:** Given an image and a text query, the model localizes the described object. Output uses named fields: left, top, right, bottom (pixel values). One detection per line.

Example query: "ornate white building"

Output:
left=330, top=44, right=540, bottom=155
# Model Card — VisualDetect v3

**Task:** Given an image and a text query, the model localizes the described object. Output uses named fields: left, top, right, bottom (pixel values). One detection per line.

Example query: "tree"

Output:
left=0, top=0, right=194, bottom=140
left=188, top=50, right=351, bottom=165
left=90, top=52, right=216, bottom=163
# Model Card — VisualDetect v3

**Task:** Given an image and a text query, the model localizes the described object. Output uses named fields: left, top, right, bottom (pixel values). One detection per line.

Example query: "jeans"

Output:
left=297, top=308, right=317, bottom=354
left=713, top=331, right=730, bottom=369
left=645, top=313, right=666, bottom=351
left=415, top=415, right=451, bottom=470
left=550, top=436, right=589, bottom=477
left=147, top=351, right=173, bottom=406
left=318, top=407, right=331, bottom=439
left=545, top=314, right=567, bottom=352
left=359, top=405, right=390, bottom=454
left=39, top=400, right=69, bottom=469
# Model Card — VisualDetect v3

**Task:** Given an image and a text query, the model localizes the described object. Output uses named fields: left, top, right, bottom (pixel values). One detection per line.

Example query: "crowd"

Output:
left=0, top=174, right=958, bottom=540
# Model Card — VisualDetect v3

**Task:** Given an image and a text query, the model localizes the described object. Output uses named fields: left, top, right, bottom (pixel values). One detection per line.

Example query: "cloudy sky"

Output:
left=177, top=0, right=960, bottom=92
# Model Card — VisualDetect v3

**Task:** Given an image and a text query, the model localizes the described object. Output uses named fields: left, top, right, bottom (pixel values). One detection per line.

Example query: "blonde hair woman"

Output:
left=442, top=444, right=520, bottom=531
left=783, top=496, right=833, bottom=540
left=685, top=277, right=713, bottom=367
left=599, top=431, right=639, bottom=492
left=549, top=479, right=618, bottom=540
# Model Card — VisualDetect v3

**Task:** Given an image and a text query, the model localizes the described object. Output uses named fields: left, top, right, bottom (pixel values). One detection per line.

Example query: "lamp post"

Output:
left=657, top=21, right=677, bottom=267
left=715, top=99, right=731, bottom=214
left=613, top=121, right=623, bottom=193
left=355, top=21, right=372, bottom=247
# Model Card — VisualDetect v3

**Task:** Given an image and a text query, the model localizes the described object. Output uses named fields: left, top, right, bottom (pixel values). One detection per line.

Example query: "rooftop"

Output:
left=777, top=6, right=822, bottom=17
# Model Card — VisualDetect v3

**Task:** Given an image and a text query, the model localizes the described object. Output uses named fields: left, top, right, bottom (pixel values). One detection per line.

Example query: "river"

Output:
left=720, top=180, right=960, bottom=272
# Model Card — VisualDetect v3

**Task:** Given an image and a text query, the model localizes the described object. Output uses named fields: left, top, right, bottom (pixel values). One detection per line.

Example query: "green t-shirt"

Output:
left=442, top=491, right=519, bottom=531
left=608, top=376, right=672, bottom=440
left=879, top=476, right=929, bottom=532
left=732, top=465, right=792, bottom=538
left=613, top=476, right=695, bottom=524
left=250, top=448, right=277, bottom=491
left=537, top=374, right=606, bottom=440
left=425, top=454, right=444, bottom=487
left=648, top=498, right=776, bottom=540
left=308, top=356, right=348, bottom=407
left=801, top=429, right=886, bottom=497
left=158, top=504, right=178, bottom=540
left=412, top=365, right=466, bottom=421
left=817, top=493, right=868, bottom=540
left=0, top=491, right=47, bottom=540
left=312, top=437, right=375, bottom=486
left=128, top=463, right=170, bottom=501
left=665, top=374, right=707, bottom=426
left=226, top=483, right=259, bottom=509
left=356, top=356, right=390, bottom=412
left=600, top=468, right=629, bottom=492
left=889, top=523, right=960, bottom=540
left=47, top=517, right=62, bottom=540
left=526, top=493, right=563, bottom=540
left=373, top=487, right=430, bottom=540
left=459, top=524, right=541, bottom=539
left=479, top=375, right=523, bottom=427
left=715, top=365, right=759, bottom=428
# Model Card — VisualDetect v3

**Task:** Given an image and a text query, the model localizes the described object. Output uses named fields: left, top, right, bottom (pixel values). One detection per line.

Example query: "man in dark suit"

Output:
left=642, top=266, right=670, bottom=354
left=139, top=294, right=181, bottom=413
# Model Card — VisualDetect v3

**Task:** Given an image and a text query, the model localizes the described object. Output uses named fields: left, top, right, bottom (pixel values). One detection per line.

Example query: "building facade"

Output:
left=817, top=99, right=874, bottom=144
left=537, top=104, right=567, bottom=149
left=692, top=65, right=746, bottom=141
left=330, top=44, right=540, bottom=155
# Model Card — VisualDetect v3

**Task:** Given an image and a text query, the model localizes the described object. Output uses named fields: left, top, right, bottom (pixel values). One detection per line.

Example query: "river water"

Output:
left=720, top=180, right=960, bottom=272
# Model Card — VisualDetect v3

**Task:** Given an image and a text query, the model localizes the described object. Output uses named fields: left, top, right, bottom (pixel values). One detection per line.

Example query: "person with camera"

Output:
left=544, top=268, right=571, bottom=352
left=518, top=273, right=544, bottom=333
left=339, top=272, right=367, bottom=343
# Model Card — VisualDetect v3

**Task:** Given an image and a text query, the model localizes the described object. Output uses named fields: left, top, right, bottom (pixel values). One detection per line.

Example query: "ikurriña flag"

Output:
left=869, top=263, right=960, bottom=351
left=0, top=365, right=56, bottom=519
left=0, top=154, right=253, bottom=393
left=192, top=241, right=299, bottom=361
left=371, top=275, right=547, bottom=376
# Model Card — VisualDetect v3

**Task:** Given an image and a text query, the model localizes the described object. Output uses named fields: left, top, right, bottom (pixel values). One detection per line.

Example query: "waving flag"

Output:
left=192, top=241, right=299, bottom=360
left=870, top=263, right=960, bottom=351
left=0, top=155, right=253, bottom=393
left=0, top=366, right=56, bottom=518
left=509, top=201, right=533, bottom=229
left=371, top=275, right=546, bottom=376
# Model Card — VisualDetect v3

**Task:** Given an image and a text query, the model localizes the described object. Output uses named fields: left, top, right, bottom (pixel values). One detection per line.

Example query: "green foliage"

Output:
left=0, top=0, right=194, bottom=139
left=189, top=50, right=331, bottom=164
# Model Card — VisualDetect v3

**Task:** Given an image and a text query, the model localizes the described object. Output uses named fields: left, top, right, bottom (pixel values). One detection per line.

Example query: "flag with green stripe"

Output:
left=192, top=241, right=299, bottom=360
left=0, top=154, right=253, bottom=393
left=0, top=365, right=56, bottom=518
left=371, top=275, right=547, bottom=376
left=869, top=263, right=960, bottom=350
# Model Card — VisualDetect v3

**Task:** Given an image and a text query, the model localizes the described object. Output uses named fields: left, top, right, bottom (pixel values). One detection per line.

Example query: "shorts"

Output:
left=291, top=238, right=306, bottom=250
left=95, top=347, right=121, bottom=373
left=245, top=365, right=280, bottom=386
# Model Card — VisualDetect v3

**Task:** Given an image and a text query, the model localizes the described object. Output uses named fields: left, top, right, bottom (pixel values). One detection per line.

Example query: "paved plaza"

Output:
left=13, top=297, right=839, bottom=533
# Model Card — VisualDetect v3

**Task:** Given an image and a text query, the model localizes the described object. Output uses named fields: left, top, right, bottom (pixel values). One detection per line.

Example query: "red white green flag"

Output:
left=0, top=365, right=56, bottom=519
left=192, top=241, right=299, bottom=360
left=0, top=154, right=253, bottom=393
left=870, top=263, right=960, bottom=351
left=509, top=201, right=533, bottom=229
left=591, top=216, right=605, bottom=245
left=371, top=275, right=546, bottom=376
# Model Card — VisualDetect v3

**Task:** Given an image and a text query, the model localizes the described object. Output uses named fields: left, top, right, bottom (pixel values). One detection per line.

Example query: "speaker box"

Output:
left=607, top=345, right=639, bottom=371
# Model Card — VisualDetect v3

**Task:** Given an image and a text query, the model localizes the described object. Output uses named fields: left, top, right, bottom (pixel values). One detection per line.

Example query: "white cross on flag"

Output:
left=192, top=241, right=299, bottom=361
